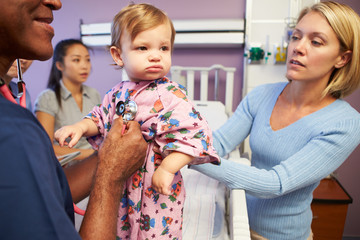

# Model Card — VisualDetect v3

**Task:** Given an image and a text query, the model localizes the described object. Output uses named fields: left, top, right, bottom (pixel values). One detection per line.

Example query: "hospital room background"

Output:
left=23, top=0, right=360, bottom=238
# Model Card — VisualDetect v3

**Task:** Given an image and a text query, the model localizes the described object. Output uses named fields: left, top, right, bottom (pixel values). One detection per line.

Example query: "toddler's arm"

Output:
left=55, top=118, right=99, bottom=148
left=152, top=152, right=193, bottom=195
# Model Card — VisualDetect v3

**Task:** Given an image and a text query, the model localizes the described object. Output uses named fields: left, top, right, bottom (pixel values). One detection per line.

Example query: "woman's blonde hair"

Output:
left=110, top=3, right=176, bottom=51
left=297, top=1, right=360, bottom=98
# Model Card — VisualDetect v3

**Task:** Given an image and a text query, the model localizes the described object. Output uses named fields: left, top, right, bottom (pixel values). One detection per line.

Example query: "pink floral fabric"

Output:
left=86, top=77, right=220, bottom=239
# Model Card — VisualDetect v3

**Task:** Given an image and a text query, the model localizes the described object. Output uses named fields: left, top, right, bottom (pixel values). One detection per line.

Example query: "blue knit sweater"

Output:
left=192, top=82, right=360, bottom=240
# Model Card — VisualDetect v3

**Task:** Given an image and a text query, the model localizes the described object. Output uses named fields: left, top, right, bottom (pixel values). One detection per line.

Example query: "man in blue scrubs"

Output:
left=0, top=0, right=147, bottom=239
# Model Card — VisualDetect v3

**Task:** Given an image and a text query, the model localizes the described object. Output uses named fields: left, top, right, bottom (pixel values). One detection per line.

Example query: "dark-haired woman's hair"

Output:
left=47, top=39, right=90, bottom=107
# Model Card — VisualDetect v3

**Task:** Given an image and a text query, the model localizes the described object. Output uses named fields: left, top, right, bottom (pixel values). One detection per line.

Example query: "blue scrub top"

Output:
left=0, top=95, right=80, bottom=239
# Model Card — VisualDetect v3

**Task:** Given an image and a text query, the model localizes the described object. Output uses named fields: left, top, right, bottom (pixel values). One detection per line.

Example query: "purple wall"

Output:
left=26, top=0, right=245, bottom=108
left=325, top=0, right=360, bottom=237
left=24, top=0, right=360, bottom=236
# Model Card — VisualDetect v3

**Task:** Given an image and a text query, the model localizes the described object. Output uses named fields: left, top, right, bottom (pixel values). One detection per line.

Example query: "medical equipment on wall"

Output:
left=273, top=17, right=296, bottom=65
left=245, top=36, right=271, bottom=64
left=247, top=46, right=264, bottom=64
left=274, top=36, right=287, bottom=64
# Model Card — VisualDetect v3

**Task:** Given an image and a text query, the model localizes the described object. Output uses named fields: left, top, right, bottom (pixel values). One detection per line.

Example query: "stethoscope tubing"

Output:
left=0, top=80, right=26, bottom=106
left=73, top=203, right=86, bottom=216
left=0, top=59, right=26, bottom=107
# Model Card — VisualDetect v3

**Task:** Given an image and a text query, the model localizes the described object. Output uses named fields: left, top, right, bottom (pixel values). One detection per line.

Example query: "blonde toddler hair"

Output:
left=110, top=3, right=176, bottom=52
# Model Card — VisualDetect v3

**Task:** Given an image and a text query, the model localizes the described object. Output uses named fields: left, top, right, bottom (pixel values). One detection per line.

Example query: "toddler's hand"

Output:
left=55, top=125, right=84, bottom=148
left=152, top=165, right=174, bottom=195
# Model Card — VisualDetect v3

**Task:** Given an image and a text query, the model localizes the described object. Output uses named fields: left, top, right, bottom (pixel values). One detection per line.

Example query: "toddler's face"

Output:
left=119, top=22, right=172, bottom=82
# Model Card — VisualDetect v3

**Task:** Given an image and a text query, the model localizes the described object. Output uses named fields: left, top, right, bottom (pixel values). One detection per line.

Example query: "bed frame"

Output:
left=170, top=64, right=235, bottom=116
left=171, top=65, right=251, bottom=239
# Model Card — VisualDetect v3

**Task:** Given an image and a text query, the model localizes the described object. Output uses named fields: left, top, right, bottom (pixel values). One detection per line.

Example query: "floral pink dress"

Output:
left=87, top=77, right=220, bottom=239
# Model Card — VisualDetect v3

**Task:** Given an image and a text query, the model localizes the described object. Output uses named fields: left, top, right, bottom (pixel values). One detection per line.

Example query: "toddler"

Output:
left=55, top=3, right=220, bottom=239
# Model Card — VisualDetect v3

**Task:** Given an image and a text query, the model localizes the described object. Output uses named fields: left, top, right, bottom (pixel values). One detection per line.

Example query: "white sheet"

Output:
left=181, top=100, right=250, bottom=240
left=193, top=101, right=229, bottom=130
left=228, top=157, right=251, bottom=240
left=182, top=167, right=225, bottom=240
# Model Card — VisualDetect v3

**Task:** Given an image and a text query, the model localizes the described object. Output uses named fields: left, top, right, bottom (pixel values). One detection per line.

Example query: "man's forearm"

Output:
left=74, top=118, right=147, bottom=239
left=78, top=161, right=124, bottom=239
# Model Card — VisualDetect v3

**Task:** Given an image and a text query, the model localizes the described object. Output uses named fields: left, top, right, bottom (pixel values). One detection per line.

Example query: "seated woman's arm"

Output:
left=63, top=151, right=98, bottom=203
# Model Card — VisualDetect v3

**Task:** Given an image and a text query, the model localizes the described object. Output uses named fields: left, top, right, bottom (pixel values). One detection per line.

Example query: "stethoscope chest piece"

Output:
left=116, top=100, right=137, bottom=121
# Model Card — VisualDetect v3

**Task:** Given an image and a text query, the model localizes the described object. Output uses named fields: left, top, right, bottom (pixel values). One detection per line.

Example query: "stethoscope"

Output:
left=0, top=59, right=26, bottom=107
left=74, top=100, right=138, bottom=216
left=116, top=100, right=138, bottom=134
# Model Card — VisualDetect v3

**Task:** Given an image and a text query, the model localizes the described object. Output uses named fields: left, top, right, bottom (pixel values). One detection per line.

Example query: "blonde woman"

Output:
left=192, top=2, right=360, bottom=239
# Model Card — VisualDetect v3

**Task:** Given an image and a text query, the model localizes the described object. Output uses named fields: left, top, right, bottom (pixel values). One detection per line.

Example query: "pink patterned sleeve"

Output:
left=86, top=85, right=119, bottom=150
left=150, top=81, right=220, bottom=165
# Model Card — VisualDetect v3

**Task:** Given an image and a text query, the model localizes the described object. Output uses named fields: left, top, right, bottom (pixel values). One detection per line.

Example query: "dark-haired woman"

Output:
left=34, top=39, right=101, bottom=230
left=35, top=39, right=101, bottom=161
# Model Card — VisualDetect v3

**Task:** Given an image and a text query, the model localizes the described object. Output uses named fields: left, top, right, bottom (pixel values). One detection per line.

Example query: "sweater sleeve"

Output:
left=212, top=88, right=255, bottom=157
left=193, top=116, right=360, bottom=198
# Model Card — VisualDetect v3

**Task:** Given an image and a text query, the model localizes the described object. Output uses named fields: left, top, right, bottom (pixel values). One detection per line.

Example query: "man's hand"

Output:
left=79, top=117, right=147, bottom=239
left=97, top=117, right=147, bottom=183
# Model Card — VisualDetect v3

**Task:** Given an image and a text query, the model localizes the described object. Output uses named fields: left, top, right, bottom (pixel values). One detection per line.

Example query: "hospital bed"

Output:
left=170, top=65, right=251, bottom=240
